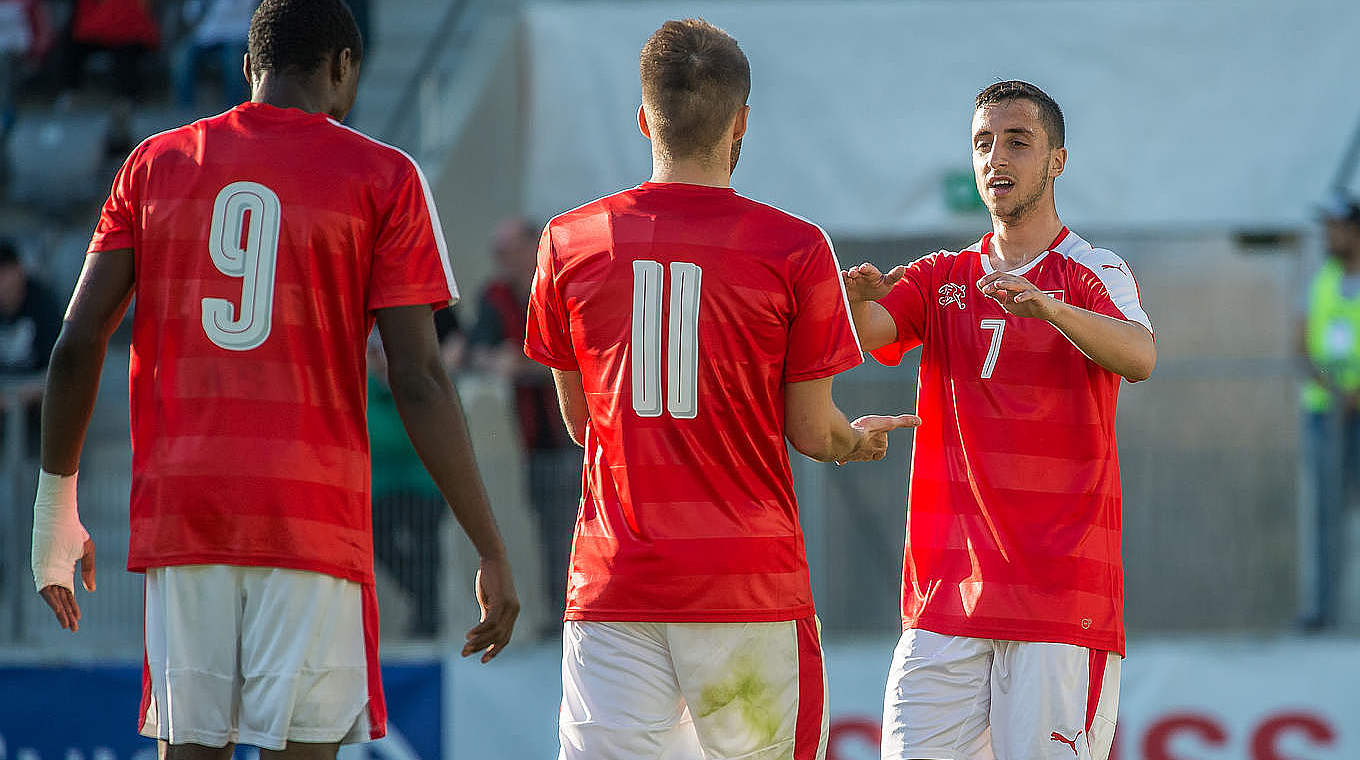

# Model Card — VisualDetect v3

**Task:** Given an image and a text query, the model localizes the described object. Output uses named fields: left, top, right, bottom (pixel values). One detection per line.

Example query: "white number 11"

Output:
left=980, top=319, right=1005, bottom=379
left=631, top=260, right=702, bottom=419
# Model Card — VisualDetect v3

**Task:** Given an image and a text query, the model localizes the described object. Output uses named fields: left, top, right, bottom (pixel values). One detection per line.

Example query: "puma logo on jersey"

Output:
left=1101, top=263, right=1129, bottom=276
left=1050, top=730, right=1082, bottom=756
left=938, top=283, right=967, bottom=310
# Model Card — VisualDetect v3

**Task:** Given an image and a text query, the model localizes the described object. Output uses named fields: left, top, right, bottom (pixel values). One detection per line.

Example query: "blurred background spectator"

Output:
left=1297, top=195, right=1360, bottom=631
left=60, top=0, right=160, bottom=103
left=469, top=218, right=579, bottom=631
left=0, top=238, right=62, bottom=455
left=0, top=0, right=51, bottom=138
left=172, top=0, right=254, bottom=112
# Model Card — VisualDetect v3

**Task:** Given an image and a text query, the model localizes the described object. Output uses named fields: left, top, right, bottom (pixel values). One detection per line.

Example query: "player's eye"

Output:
left=1011, top=140, right=1027, bottom=148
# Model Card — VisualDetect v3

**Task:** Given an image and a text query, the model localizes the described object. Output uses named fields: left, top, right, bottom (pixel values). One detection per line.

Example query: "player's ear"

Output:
left=333, top=47, right=353, bottom=85
left=1049, top=146, right=1067, bottom=179
left=731, top=104, right=750, bottom=141
left=242, top=53, right=254, bottom=93
left=637, top=104, right=652, bottom=141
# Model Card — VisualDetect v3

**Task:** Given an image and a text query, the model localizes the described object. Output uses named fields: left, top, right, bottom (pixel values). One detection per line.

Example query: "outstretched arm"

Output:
left=34, top=249, right=134, bottom=631
left=376, top=305, right=519, bottom=662
left=979, top=271, right=1156, bottom=382
left=785, top=376, right=920, bottom=464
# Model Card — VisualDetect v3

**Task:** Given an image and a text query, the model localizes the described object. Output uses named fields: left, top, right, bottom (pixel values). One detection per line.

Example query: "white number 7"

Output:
left=980, top=319, right=1005, bottom=379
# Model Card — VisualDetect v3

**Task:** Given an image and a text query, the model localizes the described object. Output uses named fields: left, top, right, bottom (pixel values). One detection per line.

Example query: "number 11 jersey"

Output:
left=88, top=102, right=457, bottom=584
left=872, top=228, right=1152, bottom=655
left=525, top=182, right=862, bottom=622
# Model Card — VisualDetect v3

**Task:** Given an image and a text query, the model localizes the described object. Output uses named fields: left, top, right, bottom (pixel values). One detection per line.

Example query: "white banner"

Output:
left=449, top=636, right=1360, bottom=759
left=523, top=1, right=1360, bottom=236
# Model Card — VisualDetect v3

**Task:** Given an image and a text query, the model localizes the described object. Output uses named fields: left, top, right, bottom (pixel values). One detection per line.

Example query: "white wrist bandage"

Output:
left=31, top=469, right=88, bottom=594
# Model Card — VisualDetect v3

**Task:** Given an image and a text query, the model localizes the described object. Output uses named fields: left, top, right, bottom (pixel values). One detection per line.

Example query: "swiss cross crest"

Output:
left=938, top=283, right=967, bottom=310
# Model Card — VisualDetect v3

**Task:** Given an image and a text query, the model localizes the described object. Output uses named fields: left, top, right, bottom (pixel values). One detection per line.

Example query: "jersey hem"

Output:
left=130, top=555, right=373, bottom=585
left=907, top=618, right=1125, bottom=657
left=784, top=353, right=863, bottom=383
left=565, top=605, right=815, bottom=623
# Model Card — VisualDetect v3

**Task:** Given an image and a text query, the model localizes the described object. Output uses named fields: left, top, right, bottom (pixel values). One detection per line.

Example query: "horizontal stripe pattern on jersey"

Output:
left=526, top=182, right=862, bottom=622
left=873, top=228, right=1150, bottom=654
left=90, top=103, right=456, bottom=582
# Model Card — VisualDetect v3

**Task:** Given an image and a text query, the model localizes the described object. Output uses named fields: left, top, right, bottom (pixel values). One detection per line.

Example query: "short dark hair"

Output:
left=975, top=80, right=1065, bottom=148
left=639, top=19, right=750, bottom=159
left=248, top=0, right=363, bottom=77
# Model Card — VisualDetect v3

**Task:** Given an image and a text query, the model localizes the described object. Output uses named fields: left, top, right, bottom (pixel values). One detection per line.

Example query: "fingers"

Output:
left=39, top=585, right=80, bottom=631
left=852, top=413, right=924, bottom=433
left=80, top=539, right=96, bottom=592
left=462, top=602, right=520, bottom=663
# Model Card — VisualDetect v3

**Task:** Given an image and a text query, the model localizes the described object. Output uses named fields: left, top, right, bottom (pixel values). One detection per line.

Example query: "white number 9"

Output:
left=201, top=181, right=281, bottom=351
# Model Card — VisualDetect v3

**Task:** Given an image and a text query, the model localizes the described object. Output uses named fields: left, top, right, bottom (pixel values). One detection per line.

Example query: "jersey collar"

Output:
left=978, top=226, right=1070, bottom=276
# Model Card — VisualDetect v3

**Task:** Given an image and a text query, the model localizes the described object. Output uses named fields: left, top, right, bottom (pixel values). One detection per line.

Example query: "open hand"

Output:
left=463, top=555, right=519, bottom=663
left=843, top=263, right=908, bottom=303
left=977, top=271, right=1059, bottom=319
left=840, top=414, right=923, bottom=464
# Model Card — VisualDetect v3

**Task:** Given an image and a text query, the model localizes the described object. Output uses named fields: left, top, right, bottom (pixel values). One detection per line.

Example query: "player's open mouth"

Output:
left=987, top=177, right=1015, bottom=196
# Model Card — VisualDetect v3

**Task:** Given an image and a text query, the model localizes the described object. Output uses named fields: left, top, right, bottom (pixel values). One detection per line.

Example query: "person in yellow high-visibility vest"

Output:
left=1297, top=195, right=1360, bottom=630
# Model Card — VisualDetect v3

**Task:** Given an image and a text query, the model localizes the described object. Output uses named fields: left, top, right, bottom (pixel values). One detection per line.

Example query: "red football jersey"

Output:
left=89, top=103, right=457, bottom=584
left=872, top=227, right=1150, bottom=655
left=524, top=182, right=862, bottom=622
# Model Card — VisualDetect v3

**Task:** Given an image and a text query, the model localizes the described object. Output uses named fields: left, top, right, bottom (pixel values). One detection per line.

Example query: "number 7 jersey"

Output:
left=872, top=228, right=1151, bottom=655
left=525, top=182, right=863, bottom=622
left=87, top=103, right=457, bottom=584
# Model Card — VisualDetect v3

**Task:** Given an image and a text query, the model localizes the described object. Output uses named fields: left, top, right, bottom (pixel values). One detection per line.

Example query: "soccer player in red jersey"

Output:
left=844, top=81, right=1156, bottom=760
left=525, top=19, right=919, bottom=760
left=28, top=0, right=518, bottom=756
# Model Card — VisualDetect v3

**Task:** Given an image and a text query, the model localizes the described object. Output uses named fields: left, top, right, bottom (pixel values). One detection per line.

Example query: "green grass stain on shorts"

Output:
left=695, top=657, right=780, bottom=745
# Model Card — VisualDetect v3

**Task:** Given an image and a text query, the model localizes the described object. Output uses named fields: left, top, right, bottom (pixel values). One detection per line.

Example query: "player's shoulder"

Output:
left=729, top=191, right=834, bottom=249
left=1051, top=230, right=1129, bottom=273
left=316, top=119, right=426, bottom=179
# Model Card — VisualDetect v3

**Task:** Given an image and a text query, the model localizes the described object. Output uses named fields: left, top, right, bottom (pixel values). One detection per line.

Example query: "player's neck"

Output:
left=250, top=73, right=332, bottom=118
left=988, top=206, right=1064, bottom=270
left=649, top=152, right=732, bottom=189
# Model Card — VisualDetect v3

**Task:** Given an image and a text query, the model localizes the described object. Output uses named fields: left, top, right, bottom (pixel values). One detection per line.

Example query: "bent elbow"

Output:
left=1123, top=351, right=1157, bottom=383
left=785, top=428, right=832, bottom=463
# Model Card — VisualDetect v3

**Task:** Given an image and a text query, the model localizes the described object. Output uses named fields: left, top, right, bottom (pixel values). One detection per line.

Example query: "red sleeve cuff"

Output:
left=87, top=231, right=134, bottom=254
left=368, top=286, right=456, bottom=312
left=784, top=351, right=863, bottom=383
left=524, top=343, right=578, bottom=371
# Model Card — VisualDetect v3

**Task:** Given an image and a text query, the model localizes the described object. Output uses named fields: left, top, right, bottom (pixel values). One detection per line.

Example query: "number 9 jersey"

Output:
left=524, top=182, right=863, bottom=622
left=871, top=228, right=1152, bottom=655
left=87, top=103, right=458, bottom=584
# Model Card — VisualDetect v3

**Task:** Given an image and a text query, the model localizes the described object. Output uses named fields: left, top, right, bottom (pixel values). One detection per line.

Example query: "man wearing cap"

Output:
left=1297, top=195, right=1360, bottom=630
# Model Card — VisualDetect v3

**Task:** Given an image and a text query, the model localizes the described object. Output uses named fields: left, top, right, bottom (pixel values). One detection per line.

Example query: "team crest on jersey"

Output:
left=1043, top=290, right=1066, bottom=302
left=938, top=283, right=967, bottom=310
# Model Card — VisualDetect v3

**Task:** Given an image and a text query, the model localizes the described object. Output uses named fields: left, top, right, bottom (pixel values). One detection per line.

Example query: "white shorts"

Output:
left=559, top=617, right=829, bottom=760
left=139, top=565, right=383, bottom=750
left=881, top=630, right=1120, bottom=760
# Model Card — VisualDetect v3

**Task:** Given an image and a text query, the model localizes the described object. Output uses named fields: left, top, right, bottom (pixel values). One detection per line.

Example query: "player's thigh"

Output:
left=667, top=616, right=828, bottom=760
left=238, top=568, right=371, bottom=751
left=989, top=643, right=1120, bottom=760
left=559, top=621, right=692, bottom=760
left=143, top=565, right=245, bottom=748
left=880, top=629, right=994, bottom=760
